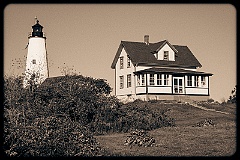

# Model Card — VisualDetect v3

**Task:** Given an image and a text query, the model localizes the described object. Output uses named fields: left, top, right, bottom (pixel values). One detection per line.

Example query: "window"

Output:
left=127, top=56, right=131, bottom=68
left=201, top=76, right=206, bottom=87
left=142, top=74, right=145, bottom=86
left=137, top=75, right=141, bottom=86
left=127, top=74, right=131, bottom=88
left=120, top=57, right=124, bottom=69
left=32, top=59, right=36, bottom=64
left=164, top=74, right=169, bottom=85
left=149, top=74, right=155, bottom=85
left=119, top=76, right=124, bottom=89
left=157, top=74, right=162, bottom=85
left=194, top=76, right=199, bottom=87
left=163, top=51, right=169, bottom=60
left=187, top=76, right=192, bottom=86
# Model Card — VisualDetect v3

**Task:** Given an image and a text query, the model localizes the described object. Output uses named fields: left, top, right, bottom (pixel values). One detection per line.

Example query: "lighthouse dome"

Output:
left=31, top=19, right=44, bottom=37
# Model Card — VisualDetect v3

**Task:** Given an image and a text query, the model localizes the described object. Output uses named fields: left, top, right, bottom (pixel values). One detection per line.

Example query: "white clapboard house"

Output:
left=111, top=35, right=213, bottom=101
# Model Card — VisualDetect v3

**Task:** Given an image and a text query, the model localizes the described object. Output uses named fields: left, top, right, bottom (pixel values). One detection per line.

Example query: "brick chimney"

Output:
left=144, top=35, right=149, bottom=45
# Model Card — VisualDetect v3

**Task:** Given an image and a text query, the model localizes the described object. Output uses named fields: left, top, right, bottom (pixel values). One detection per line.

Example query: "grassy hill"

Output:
left=95, top=100, right=236, bottom=156
left=3, top=75, right=236, bottom=157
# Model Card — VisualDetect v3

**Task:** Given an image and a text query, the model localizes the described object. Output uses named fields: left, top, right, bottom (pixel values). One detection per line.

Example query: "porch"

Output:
left=134, top=67, right=213, bottom=96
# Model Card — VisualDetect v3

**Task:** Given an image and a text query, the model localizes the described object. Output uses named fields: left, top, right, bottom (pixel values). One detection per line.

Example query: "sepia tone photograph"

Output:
left=3, top=4, right=236, bottom=157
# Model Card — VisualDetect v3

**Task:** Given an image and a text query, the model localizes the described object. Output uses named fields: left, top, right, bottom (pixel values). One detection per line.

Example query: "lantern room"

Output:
left=31, top=18, right=44, bottom=37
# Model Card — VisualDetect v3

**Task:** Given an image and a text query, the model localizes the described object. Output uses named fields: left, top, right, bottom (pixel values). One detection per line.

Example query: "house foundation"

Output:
left=117, top=94, right=210, bottom=103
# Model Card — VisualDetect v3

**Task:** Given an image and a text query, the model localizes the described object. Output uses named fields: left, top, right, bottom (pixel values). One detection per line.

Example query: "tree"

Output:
left=3, top=74, right=107, bottom=156
left=228, top=85, right=236, bottom=103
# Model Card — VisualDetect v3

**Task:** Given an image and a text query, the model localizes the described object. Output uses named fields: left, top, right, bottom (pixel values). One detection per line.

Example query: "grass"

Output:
left=95, top=101, right=236, bottom=156
left=201, top=103, right=236, bottom=114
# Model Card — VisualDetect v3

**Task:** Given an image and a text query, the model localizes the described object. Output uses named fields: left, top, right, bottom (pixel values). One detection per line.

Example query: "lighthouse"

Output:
left=23, top=17, right=49, bottom=88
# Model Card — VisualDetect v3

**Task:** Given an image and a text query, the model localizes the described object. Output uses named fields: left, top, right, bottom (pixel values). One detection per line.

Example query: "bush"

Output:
left=124, top=129, right=156, bottom=147
left=90, top=100, right=175, bottom=135
left=3, top=74, right=175, bottom=156
left=3, top=75, right=110, bottom=156
left=228, top=85, right=236, bottom=104
left=4, top=116, right=103, bottom=156
left=207, top=98, right=215, bottom=103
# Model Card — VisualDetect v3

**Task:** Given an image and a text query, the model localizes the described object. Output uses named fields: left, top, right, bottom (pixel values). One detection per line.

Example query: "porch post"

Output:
left=172, top=74, right=174, bottom=94
left=183, top=75, right=186, bottom=94
left=146, top=73, right=148, bottom=100
left=134, top=67, right=137, bottom=99
left=208, top=76, right=210, bottom=96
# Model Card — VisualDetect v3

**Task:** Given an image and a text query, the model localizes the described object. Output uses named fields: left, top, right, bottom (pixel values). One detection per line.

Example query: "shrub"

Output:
left=90, top=100, right=175, bottom=135
left=4, top=115, right=103, bottom=156
left=207, top=98, right=215, bottom=103
left=3, top=75, right=108, bottom=156
left=3, top=74, right=175, bottom=156
left=228, top=85, right=236, bottom=104
left=124, top=129, right=156, bottom=147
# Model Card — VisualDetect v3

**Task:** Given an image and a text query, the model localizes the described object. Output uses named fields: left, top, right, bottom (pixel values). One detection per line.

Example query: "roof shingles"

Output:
left=111, top=40, right=202, bottom=69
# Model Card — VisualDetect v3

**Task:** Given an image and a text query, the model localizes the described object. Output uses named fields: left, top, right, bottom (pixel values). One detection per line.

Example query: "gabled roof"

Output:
left=134, top=67, right=213, bottom=76
left=111, top=40, right=202, bottom=69
left=155, top=40, right=178, bottom=53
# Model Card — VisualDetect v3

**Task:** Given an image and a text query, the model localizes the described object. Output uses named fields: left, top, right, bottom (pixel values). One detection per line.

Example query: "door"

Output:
left=173, top=77, right=184, bottom=94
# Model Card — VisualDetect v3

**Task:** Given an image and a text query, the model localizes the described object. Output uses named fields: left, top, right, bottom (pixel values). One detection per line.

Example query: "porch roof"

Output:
left=134, top=67, right=213, bottom=76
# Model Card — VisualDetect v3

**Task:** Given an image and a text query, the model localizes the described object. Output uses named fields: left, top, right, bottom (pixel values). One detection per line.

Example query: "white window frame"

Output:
left=187, top=75, right=192, bottom=86
left=194, top=75, right=199, bottom=87
left=141, top=74, right=145, bottom=86
left=164, top=74, right=169, bottom=85
left=119, top=76, right=124, bottom=89
left=127, top=56, right=131, bottom=68
left=127, top=74, right=131, bottom=88
left=157, top=74, right=162, bottom=85
left=163, top=51, right=169, bottom=60
left=201, top=76, right=206, bottom=87
left=137, top=74, right=141, bottom=86
left=32, top=59, right=36, bottom=64
left=149, top=74, right=155, bottom=86
left=120, top=56, right=124, bottom=69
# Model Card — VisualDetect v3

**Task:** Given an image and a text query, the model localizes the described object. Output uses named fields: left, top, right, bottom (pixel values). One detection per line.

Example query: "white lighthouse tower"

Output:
left=23, top=17, right=49, bottom=88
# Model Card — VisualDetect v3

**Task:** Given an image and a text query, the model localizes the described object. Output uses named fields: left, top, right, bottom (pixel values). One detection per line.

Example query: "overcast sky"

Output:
left=4, top=4, right=236, bottom=102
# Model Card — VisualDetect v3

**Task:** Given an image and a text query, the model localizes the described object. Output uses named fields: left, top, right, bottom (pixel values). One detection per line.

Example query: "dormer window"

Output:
left=163, top=51, right=169, bottom=60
